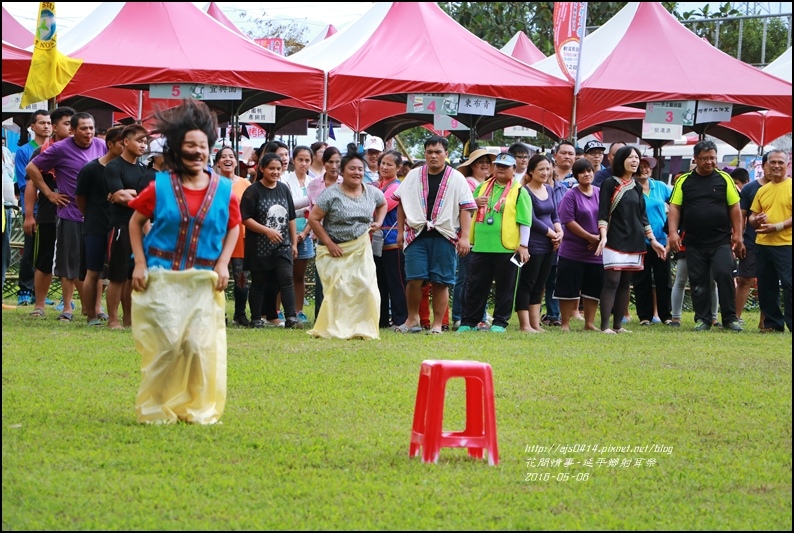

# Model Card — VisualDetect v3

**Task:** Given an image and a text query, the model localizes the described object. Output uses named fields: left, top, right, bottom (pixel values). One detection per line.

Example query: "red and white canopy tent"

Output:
left=2, top=2, right=326, bottom=118
left=306, top=25, right=338, bottom=48
left=203, top=2, right=246, bottom=37
left=500, top=31, right=546, bottom=66
left=533, top=2, right=792, bottom=136
left=289, top=2, right=573, bottom=141
left=2, top=6, right=35, bottom=48
left=717, top=47, right=792, bottom=148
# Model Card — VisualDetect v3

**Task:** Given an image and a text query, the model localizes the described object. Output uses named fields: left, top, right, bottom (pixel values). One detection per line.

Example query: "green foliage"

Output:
left=2, top=305, right=792, bottom=529
left=441, top=2, right=679, bottom=56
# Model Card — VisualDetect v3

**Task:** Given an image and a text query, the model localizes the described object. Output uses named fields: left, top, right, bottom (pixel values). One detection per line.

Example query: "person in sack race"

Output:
left=307, top=150, right=387, bottom=340
left=128, top=99, right=241, bottom=425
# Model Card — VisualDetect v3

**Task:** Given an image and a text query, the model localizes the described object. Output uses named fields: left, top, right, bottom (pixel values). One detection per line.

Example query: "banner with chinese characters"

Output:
left=254, top=38, right=284, bottom=55
left=553, top=2, right=587, bottom=84
left=458, top=95, right=496, bottom=116
left=2, top=93, right=47, bottom=113
left=406, top=94, right=459, bottom=115
left=504, top=126, right=538, bottom=137
left=641, top=121, right=683, bottom=140
left=149, top=84, right=242, bottom=100
left=433, top=115, right=469, bottom=130
left=645, top=101, right=696, bottom=126
left=239, top=105, right=276, bottom=123
left=695, top=101, right=733, bottom=124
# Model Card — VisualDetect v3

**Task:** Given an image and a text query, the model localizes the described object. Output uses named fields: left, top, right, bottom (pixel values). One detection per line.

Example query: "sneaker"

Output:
left=651, top=316, right=661, bottom=324
left=667, top=320, right=680, bottom=327
left=285, top=317, right=303, bottom=329
left=45, top=298, right=56, bottom=306
left=694, top=320, right=712, bottom=332
left=250, top=319, right=266, bottom=328
left=452, top=320, right=461, bottom=331
left=297, top=311, right=309, bottom=323
left=736, top=318, right=745, bottom=326
left=456, top=325, right=474, bottom=333
left=724, top=320, right=744, bottom=332
left=233, top=314, right=250, bottom=327
left=490, top=325, right=506, bottom=333
left=17, top=293, right=32, bottom=306
left=441, top=324, right=450, bottom=332
left=277, top=311, right=285, bottom=321
left=640, top=320, right=652, bottom=326
left=55, top=299, right=76, bottom=312
left=476, top=321, right=491, bottom=331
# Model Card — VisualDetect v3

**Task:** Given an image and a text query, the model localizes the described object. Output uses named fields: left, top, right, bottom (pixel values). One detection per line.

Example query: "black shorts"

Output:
left=33, top=222, right=56, bottom=274
left=81, top=233, right=109, bottom=274
left=107, top=225, right=133, bottom=282
left=554, top=256, right=604, bottom=301
left=737, top=239, right=757, bottom=278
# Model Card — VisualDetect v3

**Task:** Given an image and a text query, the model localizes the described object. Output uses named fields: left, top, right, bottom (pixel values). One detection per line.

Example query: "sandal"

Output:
left=87, top=318, right=103, bottom=327
left=30, top=307, right=45, bottom=317
left=97, top=312, right=109, bottom=321
left=57, top=312, right=73, bottom=322
left=426, top=328, right=443, bottom=335
left=394, top=324, right=423, bottom=334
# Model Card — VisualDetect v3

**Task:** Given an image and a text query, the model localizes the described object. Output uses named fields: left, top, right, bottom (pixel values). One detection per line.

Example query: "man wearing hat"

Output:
left=583, top=140, right=605, bottom=172
left=362, top=136, right=384, bottom=185
left=452, top=148, right=496, bottom=328
left=458, top=153, right=532, bottom=333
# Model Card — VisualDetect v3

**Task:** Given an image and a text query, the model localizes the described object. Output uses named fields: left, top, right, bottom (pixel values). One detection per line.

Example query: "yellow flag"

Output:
left=20, top=2, right=83, bottom=108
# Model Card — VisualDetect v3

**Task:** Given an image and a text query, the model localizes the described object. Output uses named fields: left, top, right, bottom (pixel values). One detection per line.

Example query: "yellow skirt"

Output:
left=308, top=232, right=381, bottom=340
left=132, top=269, right=227, bottom=424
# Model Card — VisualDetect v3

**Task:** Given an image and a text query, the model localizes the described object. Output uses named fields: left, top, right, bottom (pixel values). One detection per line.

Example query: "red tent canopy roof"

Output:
left=203, top=2, right=245, bottom=37
left=534, top=2, right=792, bottom=120
left=52, top=2, right=324, bottom=111
left=292, top=2, right=572, bottom=116
left=500, top=31, right=546, bottom=65
left=2, top=7, right=34, bottom=48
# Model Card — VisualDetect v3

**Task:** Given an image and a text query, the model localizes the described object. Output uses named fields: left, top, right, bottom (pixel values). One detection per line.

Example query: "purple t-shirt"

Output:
left=30, top=137, right=107, bottom=222
left=558, top=186, right=602, bottom=264
left=526, top=184, right=560, bottom=255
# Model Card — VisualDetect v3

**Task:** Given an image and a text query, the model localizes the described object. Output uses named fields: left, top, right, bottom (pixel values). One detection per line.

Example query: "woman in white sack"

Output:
left=307, top=150, right=387, bottom=339
left=128, top=100, right=240, bottom=424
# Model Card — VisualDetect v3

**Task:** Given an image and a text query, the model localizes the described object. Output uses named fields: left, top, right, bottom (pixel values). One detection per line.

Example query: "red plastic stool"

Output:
left=409, top=359, right=498, bottom=465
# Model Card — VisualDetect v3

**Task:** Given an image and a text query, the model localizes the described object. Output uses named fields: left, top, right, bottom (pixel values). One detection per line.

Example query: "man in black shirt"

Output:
left=668, top=140, right=743, bottom=331
left=105, top=124, right=148, bottom=329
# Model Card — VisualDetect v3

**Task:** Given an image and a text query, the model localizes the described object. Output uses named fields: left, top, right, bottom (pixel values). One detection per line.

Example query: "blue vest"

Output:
left=143, top=171, right=231, bottom=271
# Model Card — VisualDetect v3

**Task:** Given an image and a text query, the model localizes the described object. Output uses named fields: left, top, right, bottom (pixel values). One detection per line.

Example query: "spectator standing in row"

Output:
left=283, top=145, right=315, bottom=324
left=749, top=149, right=791, bottom=332
left=15, top=110, right=52, bottom=306
left=105, top=124, right=149, bottom=329
left=362, top=136, right=384, bottom=185
left=75, top=125, right=125, bottom=326
left=393, top=136, right=476, bottom=335
left=517, top=154, right=561, bottom=333
left=594, top=141, right=626, bottom=188
left=27, top=112, right=107, bottom=321
left=215, top=146, right=251, bottom=327
left=308, top=141, right=326, bottom=180
left=23, top=107, right=74, bottom=317
left=583, top=140, right=605, bottom=172
left=667, top=140, right=743, bottom=332
left=633, top=156, right=672, bottom=326
left=372, top=150, right=408, bottom=329
left=555, top=158, right=603, bottom=332
left=458, top=153, right=531, bottom=333
left=596, top=146, right=666, bottom=334
left=735, top=165, right=766, bottom=328
left=508, top=143, right=530, bottom=182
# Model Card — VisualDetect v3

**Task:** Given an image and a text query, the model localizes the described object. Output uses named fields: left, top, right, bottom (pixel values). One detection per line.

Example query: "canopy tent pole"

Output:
left=137, top=90, right=143, bottom=122
left=569, top=3, right=588, bottom=145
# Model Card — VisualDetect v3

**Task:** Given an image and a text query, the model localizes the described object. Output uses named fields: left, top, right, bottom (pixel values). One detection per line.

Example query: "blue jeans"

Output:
left=544, top=261, right=560, bottom=320
left=2, top=207, right=11, bottom=288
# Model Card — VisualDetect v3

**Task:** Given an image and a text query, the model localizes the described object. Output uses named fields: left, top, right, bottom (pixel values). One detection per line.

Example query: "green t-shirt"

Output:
left=472, top=182, right=533, bottom=253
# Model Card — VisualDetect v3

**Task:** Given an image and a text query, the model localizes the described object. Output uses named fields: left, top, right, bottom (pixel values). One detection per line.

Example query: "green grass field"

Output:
left=2, top=301, right=791, bottom=530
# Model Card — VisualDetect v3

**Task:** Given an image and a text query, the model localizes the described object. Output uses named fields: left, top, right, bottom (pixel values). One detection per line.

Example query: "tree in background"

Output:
left=235, top=8, right=308, bottom=56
